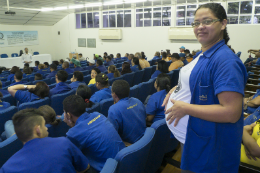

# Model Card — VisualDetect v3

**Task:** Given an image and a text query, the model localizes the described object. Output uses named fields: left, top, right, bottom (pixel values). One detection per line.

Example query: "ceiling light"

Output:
left=85, top=3, right=102, bottom=7
left=69, top=5, right=84, bottom=9
left=124, top=0, right=147, bottom=3
left=103, top=1, right=124, bottom=6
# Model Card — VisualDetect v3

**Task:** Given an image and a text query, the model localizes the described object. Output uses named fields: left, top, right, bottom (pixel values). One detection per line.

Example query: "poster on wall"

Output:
left=0, top=31, right=39, bottom=47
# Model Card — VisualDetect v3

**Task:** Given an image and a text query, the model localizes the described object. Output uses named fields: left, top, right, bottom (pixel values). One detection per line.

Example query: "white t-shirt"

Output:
left=166, top=53, right=202, bottom=144
left=21, top=53, right=32, bottom=65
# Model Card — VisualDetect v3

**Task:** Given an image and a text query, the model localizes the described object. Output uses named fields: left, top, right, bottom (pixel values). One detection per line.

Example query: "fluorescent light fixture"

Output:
left=54, top=7, right=67, bottom=11
left=69, top=5, right=84, bottom=9
left=124, top=0, right=147, bottom=3
left=41, top=8, right=54, bottom=12
left=103, top=1, right=123, bottom=6
left=85, top=2, right=102, bottom=7
left=8, top=7, right=40, bottom=11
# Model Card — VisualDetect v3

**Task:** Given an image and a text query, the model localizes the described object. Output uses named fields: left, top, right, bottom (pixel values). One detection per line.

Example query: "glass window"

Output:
left=76, top=14, right=81, bottom=29
left=144, top=8, right=152, bottom=26
left=124, top=10, right=131, bottom=27
left=81, top=13, right=86, bottom=28
left=109, top=11, right=116, bottom=27
left=228, top=2, right=239, bottom=14
left=93, top=12, right=99, bottom=28
left=227, top=16, right=239, bottom=24
left=117, top=10, right=124, bottom=27
left=186, top=18, right=194, bottom=26
left=103, top=12, right=108, bottom=28
left=136, top=9, right=143, bottom=27
left=87, top=13, right=93, bottom=28
left=177, top=6, right=186, bottom=17
left=176, top=19, right=185, bottom=26
left=239, top=16, right=252, bottom=24
left=162, top=7, right=171, bottom=26
left=256, top=0, right=260, bottom=4
left=256, top=6, right=260, bottom=14
left=153, top=7, right=161, bottom=26
left=240, top=1, right=253, bottom=14
left=253, top=15, right=260, bottom=23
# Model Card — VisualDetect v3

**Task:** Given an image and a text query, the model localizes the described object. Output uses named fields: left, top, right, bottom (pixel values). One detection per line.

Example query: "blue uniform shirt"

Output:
left=183, top=59, right=188, bottom=66
left=45, top=71, right=57, bottom=79
left=42, top=67, right=50, bottom=73
left=33, top=66, right=38, bottom=72
left=97, top=65, right=107, bottom=72
left=108, top=97, right=146, bottom=144
left=130, top=65, right=139, bottom=72
left=146, top=90, right=167, bottom=123
left=179, top=53, right=186, bottom=57
left=127, top=59, right=132, bottom=66
left=14, top=90, right=40, bottom=105
left=244, top=107, right=260, bottom=126
left=37, top=69, right=46, bottom=76
left=104, top=61, right=114, bottom=66
left=0, top=89, right=9, bottom=96
left=151, top=70, right=162, bottom=79
left=107, top=73, right=114, bottom=79
left=0, top=101, right=10, bottom=110
left=181, top=40, right=248, bottom=173
left=66, top=112, right=125, bottom=171
left=9, top=81, right=27, bottom=86
left=84, top=65, right=96, bottom=71
left=7, top=74, right=15, bottom=81
left=152, top=56, right=160, bottom=60
left=65, top=68, right=74, bottom=74
left=74, top=66, right=84, bottom=72
left=49, top=82, right=71, bottom=97
left=1, top=137, right=89, bottom=173
left=69, top=81, right=86, bottom=90
left=90, top=87, right=111, bottom=102
left=256, top=58, right=260, bottom=65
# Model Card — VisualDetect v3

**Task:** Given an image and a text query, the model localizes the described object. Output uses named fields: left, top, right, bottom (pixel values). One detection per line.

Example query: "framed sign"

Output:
left=78, top=38, right=86, bottom=47
left=87, top=38, right=96, bottom=48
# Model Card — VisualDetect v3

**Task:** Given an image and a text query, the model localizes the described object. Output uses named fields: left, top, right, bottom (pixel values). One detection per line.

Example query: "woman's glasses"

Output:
left=191, top=19, right=220, bottom=28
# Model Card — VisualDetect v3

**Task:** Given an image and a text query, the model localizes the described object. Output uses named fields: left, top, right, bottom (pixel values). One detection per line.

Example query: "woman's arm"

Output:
left=8, top=85, right=36, bottom=97
left=247, top=96, right=260, bottom=107
left=166, top=91, right=243, bottom=126
left=242, top=123, right=260, bottom=157
left=146, top=114, right=155, bottom=122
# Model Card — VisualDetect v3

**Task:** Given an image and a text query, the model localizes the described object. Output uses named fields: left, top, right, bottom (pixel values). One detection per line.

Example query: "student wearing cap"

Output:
left=104, top=56, right=114, bottom=66
left=94, top=54, right=103, bottom=62
left=62, top=62, right=74, bottom=74
left=84, top=59, right=96, bottom=71
left=108, top=80, right=146, bottom=144
left=96, top=59, right=107, bottom=72
left=9, top=71, right=28, bottom=86
left=1, top=108, right=90, bottom=173
left=90, top=73, right=111, bottom=103
left=49, top=70, right=71, bottom=97
left=63, top=95, right=125, bottom=172
left=72, top=58, right=84, bottom=72
left=45, top=64, right=58, bottom=79
left=179, top=46, right=186, bottom=58
left=168, top=53, right=184, bottom=71
left=70, top=71, right=86, bottom=90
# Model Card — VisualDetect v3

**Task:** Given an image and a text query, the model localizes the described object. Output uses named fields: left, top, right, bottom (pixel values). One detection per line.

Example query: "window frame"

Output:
left=75, top=11, right=100, bottom=29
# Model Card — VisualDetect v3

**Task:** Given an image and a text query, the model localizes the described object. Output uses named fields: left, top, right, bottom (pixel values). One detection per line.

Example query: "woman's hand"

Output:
left=244, top=123, right=256, bottom=135
left=165, top=99, right=188, bottom=126
left=162, top=86, right=177, bottom=109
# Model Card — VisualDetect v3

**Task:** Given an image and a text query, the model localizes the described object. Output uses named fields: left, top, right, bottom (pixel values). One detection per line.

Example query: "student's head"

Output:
left=78, top=54, right=82, bottom=58
left=71, top=71, right=84, bottom=82
left=116, top=53, right=121, bottom=58
left=44, top=62, right=49, bottom=68
left=76, top=85, right=93, bottom=108
left=35, top=61, right=39, bottom=66
left=38, top=105, right=61, bottom=126
left=125, top=53, right=129, bottom=57
left=10, top=66, right=20, bottom=74
left=179, top=46, right=185, bottom=53
left=162, top=52, right=167, bottom=59
left=155, top=73, right=171, bottom=93
left=170, top=53, right=180, bottom=62
left=121, top=62, right=132, bottom=75
left=110, top=54, right=114, bottom=59
left=95, top=73, right=109, bottom=89
left=157, top=60, right=169, bottom=73
left=59, top=59, right=64, bottom=65
left=14, top=71, right=23, bottom=81
left=111, top=80, right=130, bottom=103
left=96, top=59, right=103, bottom=67
left=56, top=70, right=68, bottom=83
left=132, top=57, right=142, bottom=70
left=184, top=49, right=190, bottom=55
left=134, top=52, right=142, bottom=59
left=91, top=68, right=101, bottom=79
left=154, top=51, right=160, bottom=57
left=104, top=52, right=108, bottom=56
left=29, top=81, right=49, bottom=98
left=23, top=66, right=32, bottom=74
left=62, top=61, right=69, bottom=69
left=106, top=56, right=112, bottom=62
left=187, top=54, right=193, bottom=59
left=24, top=63, right=29, bottom=68
left=34, top=73, right=43, bottom=81
left=12, top=108, right=48, bottom=143
left=53, top=61, right=59, bottom=66
left=24, top=47, right=28, bottom=53
left=63, top=95, right=87, bottom=127
left=141, top=52, right=146, bottom=59
left=194, top=3, right=229, bottom=45
left=108, top=65, right=120, bottom=78
left=50, top=63, right=57, bottom=72
left=128, top=54, right=134, bottom=60
left=38, top=64, right=45, bottom=70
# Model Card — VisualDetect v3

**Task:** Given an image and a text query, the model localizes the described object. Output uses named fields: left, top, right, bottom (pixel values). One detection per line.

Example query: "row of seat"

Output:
left=0, top=52, right=39, bottom=58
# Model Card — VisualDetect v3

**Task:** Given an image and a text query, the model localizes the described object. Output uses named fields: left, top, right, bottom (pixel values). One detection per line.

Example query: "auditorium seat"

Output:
left=11, top=53, right=18, bottom=57
left=0, top=54, right=8, bottom=58
left=132, top=69, right=145, bottom=86
left=129, top=85, right=139, bottom=99
left=142, top=66, right=153, bottom=82
left=100, top=158, right=118, bottom=173
left=68, top=73, right=73, bottom=80
left=114, top=127, right=155, bottom=173
left=33, top=52, right=39, bottom=55
left=99, top=98, right=114, bottom=117
left=32, top=78, right=51, bottom=85
left=46, top=121, right=70, bottom=137
left=117, top=67, right=122, bottom=72
left=116, top=63, right=123, bottom=68
left=149, top=78, right=157, bottom=95
left=28, top=75, right=35, bottom=82
left=86, top=102, right=100, bottom=113
left=138, top=79, right=154, bottom=103
left=83, top=75, right=91, bottom=84
left=50, top=77, right=56, bottom=84
left=151, top=65, right=157, bottom=74
left=171, top=69, right=180, bottom=87
left=4, top=80, right=11, bottom=87
left=88, top=84, right=98, bottom=95
left=51, top=90, right=75, bottom=115
left=167, top=61, right=172, bottom=67
left=2, top=94, right=16, bottom=106
left=82, top=70, right=89, bottom=76
left=65, top=80, right=71, bottom=84
left=48, top=83, right=56, bottom=89
left=236, top=51, right=242, bottom=58
left=18, top=97, right=50, bottom=111
left=122, top=72, right=135, bottom=87
left=108, top=76, right=123, bottom=86
left=0, top=106, right=18, bottom=133
left=0, top=134, right=23, bottom=167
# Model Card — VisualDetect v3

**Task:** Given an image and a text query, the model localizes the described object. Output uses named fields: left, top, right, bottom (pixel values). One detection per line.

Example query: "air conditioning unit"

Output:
left=168, top=27, right=197, bottom=40
left=99, top=29, right=122, bottom=40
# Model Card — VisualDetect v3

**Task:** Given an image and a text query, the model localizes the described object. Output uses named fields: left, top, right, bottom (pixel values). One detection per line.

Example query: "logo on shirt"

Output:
left=88, top=115, right=101, bottom=125
left=127, top=103, right=137, bottom=110
left=199, top=95, right=207, bottom=101
left=174, top=76, right=182, bottom=94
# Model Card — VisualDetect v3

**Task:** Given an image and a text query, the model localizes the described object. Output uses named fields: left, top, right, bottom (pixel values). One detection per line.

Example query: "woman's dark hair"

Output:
left=44, top=62, right=49, bottom=67
left=53, top=61, right=59, bottom=66
left=23, top=66, right=32, bottom=74
left=141, top=52, right=146, bottom=59
left=110, top=54, right=114, bottom=59
left=38, top=105, right=61, bottom=126
left=158, top=60, right=169, bottom=73
left=73, top=71, right=84, bottom=82
left=171, top=53, right=180, bottom=60
left=60, top=59, right=64, bottom=64
left=187, top=54, right=193, bottom=58
left=195, top=3, right=229, bottom=44
left=109, top=65, right=121, bottom=78
left=96, top=73, right=109, bottom=88
left=156, top=73, right=171, bottom=93
left=121, top=62, right=132, bottom=75
left=96, top=59, right=103, bottom=66
left=10, top=66, right=20, bottom=74
left=29, top=81, right=49, bottom=98
left=92, top=67, right=101, bottom=74
left=76, top=85, right=93, bottom=108
left=19, top=50, right=23, bottom=56
left=132, top=57, right=142, bottom=70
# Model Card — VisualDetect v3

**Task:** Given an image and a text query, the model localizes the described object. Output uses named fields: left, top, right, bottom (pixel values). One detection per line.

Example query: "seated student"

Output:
left=70, top=71, right=86, bottom=90
left=34, top=73, right=43, bottom=81
left=63, top=95, right=125, bottom=172
left=0, top=81, right=9, bottom=96
left=84, top=59, right=96, bottom=71
left=131, top=57, right=142, bottom=72
left=141, top=52, right=146, bottom=60
left=50, top=70, right=71, bottom=97
left=0, top=91, right=11, bottom=110
left=168, top=53, right=184, bottom=71
left=151, top=60, right=169, bottom=79
left=78, top=53, right=85, bottom=61
left=161, top=52, right=169, bottom=62
left=152, top=51, right=161, bottom=60
left=240, top=121, right=260, bottom=167
left=88, top=68, right=101, bottom=85
left=8, top=82, right=49, bottom=105
left=33, top=61, right=40, bottom=72
left=166, top=52, right=172, bottom=61
left=37, top=64, right=46, bottom=76
left=43, top=62, right=50, bottom=73
left=146, top=74, right=171, bottom=124
left=186, top=53, right=193, bottom=63
left=62, top=61, right=74, bottom=74
left=122, top=53, right=129, bottom=60
left=96, top=59, right=107, bottom=72
left=1, top=108, right=90, bottom=173
left=72, top=59, right=84, bottom=72
left=180, top=53, right=188, bottom=66
left=108, top=80, right=146, bottom=144
left=90, top=73, right=111, bottom=102
left=116, top=53, right=121, bottom=59
left=104, top=56, right=114, bottom=66
left=244, top=90, right=260, bottom=114
left=69, top=58, right=75, bottom=68
left=121, top=62, right=132, bottom=75
left=45, top=64, right=57, bottom=79
left=107, top=65, right=120, bottom=79
left=103, top=52, right=108, bottom=60
left=127, top=54, right=134, bottom=66
left=76, top=85, right=94, bottom=107
left=135, top=52, right=150, bottom=69
left=7, top=66, right=20, bottom=81
left=10, top=71, right=28, bottom=86
left=22, top=66, right=32, bottom=78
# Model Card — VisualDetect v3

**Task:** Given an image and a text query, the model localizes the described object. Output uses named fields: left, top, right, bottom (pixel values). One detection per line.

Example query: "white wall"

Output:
left=0, top=24, right=54, bottom=61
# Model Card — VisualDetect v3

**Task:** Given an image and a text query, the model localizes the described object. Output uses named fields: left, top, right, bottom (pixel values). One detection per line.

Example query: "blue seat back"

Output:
left=48, top=83, right=56, bottom=89
left=108, top=76, right=123, bottom=86
left=99, top=98, right=114, bottom=117
left=18, top=97, right=50, bottom=111
left=46, top=121, right=70, bottom=137
left=167, top=61, right=172, bottom=67
left=2, top=94, right=16, bottom=106
left=171, top=69, right=180, bottom=87
left=11, top=53, right=18, bottom=57
left=51, top=90, right=75, bottom=115
left=65, top=80, right=71, bottom=84
left=100, top=158, right=118, bottom=173
left=117, top=67, right=122, bottom=72
left=0, top=134, right=23, bottom=167
left=132, top=69, right=145, bottom=86
left=149, top=78, right=157, bottom=95
left=29, top=75, right=35, bottom=81
left=151, top=65, right=157, bottom=74
left=116, top=63, right=123, bottom=68
left=88, top=84, right=98, bottom=95
left=68, top=73, right=73, bottom=80
left=83, top=75, right=91, bottom=84
left=33, top=52, right=39, bottom=55
left=115, top=127, right=155, bottom=173
left=82, top=70, right=89, bottom=76
left=50, top=77, right=56, bottom=84
left=0, top=106, right=18, bottom=133
left=1, top=54, right=8, bottom=58
left=129, top=85, right=139, bottom=99
left=33, top=78, right=51, bottom=85
left=4, top=80, right=11, bottom=87
left=122, top=72, right=135, bottom=87
left=138, top=80, right=153, bottom=103
left=86, top=102, right=100, bottom=113
left=148, top=60, right=153, bottom=66
left=142, top=67, right=153, bottom=82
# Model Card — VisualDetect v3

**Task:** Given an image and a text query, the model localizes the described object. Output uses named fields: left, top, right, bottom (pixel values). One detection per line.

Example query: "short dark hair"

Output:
left=156, top=73, right=171, bottom=93
left=79, top=53, right=82, bottom=56
left=24, top=63, right=29, bottom=67
left=35, top=73, right=43, bottom=81
left=96, top=59, right=103, bottom=66
left=23, top=66, right=32, bottom=74
left=29, top=81, right=49, bottom=98
left=73, top=71, right=84, bottom=82
left=56, top=70, right=68, bottom=82
left=158, top=60, right=169, bottom=73
left=117, top=53, right=121, bottom=58
left=35, top=61, right=40, bottom=66
left=132, top=57, right=142, bottom=70
left=44, top=62, right=49, bottom=67
left=63, top=95, right=86, bottom=117
left=171, top=53, right=180, bottom=60
left=121, top=62, right=132, bottom=75
left=96, top=73, right=109, bottom=88
left=76, top=85, right=93, bottom=108
left=106, top=56, right=112, bottom=61
left=15, top=71, right=23, bottom=80
left=112, top=80, right=130, bottom=99
left=184, top=49, right=190, bottom=54
left=141, top=52, right=146, bottom=59
left=92, top=67, right=101, bottom=75
left=53, top=61, right=59, bottom=66
left=50, top=63, right=57, bottom=70
left=12, top=109, right=44, bottom=143
left=10, top=66, right=20, bottom=74
left=162, top=52, right=167, bottom=58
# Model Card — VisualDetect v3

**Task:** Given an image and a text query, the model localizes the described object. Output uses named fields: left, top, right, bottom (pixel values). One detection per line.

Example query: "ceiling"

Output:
left=0, top=0, right=172, bottom=26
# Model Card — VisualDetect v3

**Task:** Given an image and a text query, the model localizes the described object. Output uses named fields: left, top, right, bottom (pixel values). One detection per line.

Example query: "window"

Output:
left=103, top=12, right=109, bottom=27
left=76, top=12, right=99, bottom=29
left=76, top=14, right=81, bottom=28
left=103, top=10, right=132, bottom=27
left=162, top=7, right=171, bottom=26
left=153, top=7, right=162, bottom=26
left=109, top=11, right=116, bottom=27
left=176, top=4, right=197, bottom=26
left=227, top=1, right=253, bottom=24
left=81, top=13, right=86, bottom=28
